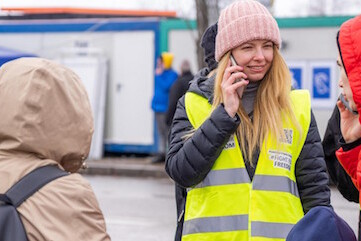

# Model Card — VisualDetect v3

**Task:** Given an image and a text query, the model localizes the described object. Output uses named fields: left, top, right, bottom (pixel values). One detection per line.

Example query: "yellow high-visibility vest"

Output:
left=183, top=90, right=311, bottom=241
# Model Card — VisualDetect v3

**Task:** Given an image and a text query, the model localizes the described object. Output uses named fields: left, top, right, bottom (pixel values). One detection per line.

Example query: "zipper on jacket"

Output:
left=178, top=209, right=184, bottom=222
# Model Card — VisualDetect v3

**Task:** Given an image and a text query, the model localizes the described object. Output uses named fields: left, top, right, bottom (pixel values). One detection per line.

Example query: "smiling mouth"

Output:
left=249, top=66, right=265, bottom=72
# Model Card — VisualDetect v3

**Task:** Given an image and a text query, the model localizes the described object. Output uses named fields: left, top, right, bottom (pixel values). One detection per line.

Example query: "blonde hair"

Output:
left=213, top=46, right=301, bottom=165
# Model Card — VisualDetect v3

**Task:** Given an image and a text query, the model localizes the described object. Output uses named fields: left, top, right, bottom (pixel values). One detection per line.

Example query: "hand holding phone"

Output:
left=337, top=95, right=361, bottom=143
left=230, top=54, right=248, bottom=99
left=340, top=94, right=358, bottom=115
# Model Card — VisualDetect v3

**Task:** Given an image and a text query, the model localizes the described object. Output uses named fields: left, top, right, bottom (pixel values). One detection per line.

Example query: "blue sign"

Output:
left=289, top=68, right=302, bottom=89
left=312, top=67, right=330, bottom=99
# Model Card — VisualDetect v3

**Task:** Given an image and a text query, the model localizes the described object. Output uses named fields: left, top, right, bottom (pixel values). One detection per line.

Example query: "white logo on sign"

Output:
left=268, top=150, right=292, bottom=171
left=291, top=72, right=299, bottom=89
left=314, top=72, right=329, bottom=95
left=224, top=135, right=235, bottom=150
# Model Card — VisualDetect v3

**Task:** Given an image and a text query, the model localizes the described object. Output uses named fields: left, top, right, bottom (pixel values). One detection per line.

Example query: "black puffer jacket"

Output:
left=322, top=104, right=360, bottom=241
left=323, top=104, right=359, bottom=202
left=165, top=69, right=331, bottom=241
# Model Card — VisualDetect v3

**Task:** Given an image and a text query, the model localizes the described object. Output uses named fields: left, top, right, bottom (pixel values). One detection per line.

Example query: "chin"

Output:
left=248, top=74, right=266, bottom=82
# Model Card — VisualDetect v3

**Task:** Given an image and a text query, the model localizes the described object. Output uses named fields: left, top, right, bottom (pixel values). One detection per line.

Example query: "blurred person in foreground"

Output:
left=151, top=52, right=178, bottom=163
left=0, top=58, right=110, bottom=241
left=334, top=15, right=361, bottom=240
left=166, top=0, right=330, bottom=240
left=166, top=59, right=194, bottom=128
left=286, top=206, right=356, bottom=241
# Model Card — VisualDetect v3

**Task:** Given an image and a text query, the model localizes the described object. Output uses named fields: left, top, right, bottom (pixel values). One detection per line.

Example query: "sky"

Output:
left=1, top=0, right=361, bottom=18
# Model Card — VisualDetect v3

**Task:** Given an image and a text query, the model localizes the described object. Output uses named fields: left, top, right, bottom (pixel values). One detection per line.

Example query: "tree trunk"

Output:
left=195, top=0, right=209, bottom=69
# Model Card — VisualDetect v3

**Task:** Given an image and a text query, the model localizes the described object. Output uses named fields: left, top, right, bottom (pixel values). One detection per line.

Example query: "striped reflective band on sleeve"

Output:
left=183, top=215, right=249, bottom=235
left=192, top=168, right=250, bottom=189
left=251, top=221, right=294, bottom=239
left=253, top=175, right=299, bottom=197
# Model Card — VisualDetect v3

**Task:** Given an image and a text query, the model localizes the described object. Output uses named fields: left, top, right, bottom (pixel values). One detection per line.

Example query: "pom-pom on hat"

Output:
left=215, top=0, right=281, bottom=62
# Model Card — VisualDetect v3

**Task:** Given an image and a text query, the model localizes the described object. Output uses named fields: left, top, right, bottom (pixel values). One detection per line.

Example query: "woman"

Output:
left=335, top=15, right=361, bottom=239
left=166, top=1, right=330, bottom=240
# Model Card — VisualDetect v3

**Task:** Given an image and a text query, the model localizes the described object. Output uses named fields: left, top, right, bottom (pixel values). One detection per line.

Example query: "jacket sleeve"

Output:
left=322, top=105, right=359, bottom=202
left=336, top=144, right=361, bottom=188
left=296, top=110, right=331, bottom=214
left=165, top=96, right=240, bottom=188
left=166, top=81, right=180, bottom=127
left=156, top=71, right=178, bottom=91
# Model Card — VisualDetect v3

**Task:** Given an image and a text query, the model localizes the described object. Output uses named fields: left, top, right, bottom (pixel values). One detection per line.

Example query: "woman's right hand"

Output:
left=337, top=100, right=361, bottom=143
left=222, top=60, right=249, bottom=117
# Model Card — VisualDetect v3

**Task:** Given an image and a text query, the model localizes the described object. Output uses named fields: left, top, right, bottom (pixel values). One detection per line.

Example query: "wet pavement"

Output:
left=86, top=175, right=359, bottom=241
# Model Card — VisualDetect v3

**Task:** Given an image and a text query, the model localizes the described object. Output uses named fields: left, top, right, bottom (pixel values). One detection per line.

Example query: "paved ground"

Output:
left=81, top=157, right=167, bottom=178
left=86, top=174, right=360, bottom=241
left=86, top=175, right=176, bottom=241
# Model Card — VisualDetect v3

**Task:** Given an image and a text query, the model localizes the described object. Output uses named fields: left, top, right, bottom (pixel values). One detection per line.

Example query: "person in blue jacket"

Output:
left=151, top=52, right=178, bottom=163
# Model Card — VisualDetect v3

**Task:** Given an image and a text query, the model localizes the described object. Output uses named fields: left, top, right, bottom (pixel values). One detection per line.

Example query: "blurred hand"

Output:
left=337, top=100, right=361, bottom=143
left=222, top=60, right=248, bottom=118
left=155, top=58, right=163, bottom=75
left=155, top=66, right=163, bottom=75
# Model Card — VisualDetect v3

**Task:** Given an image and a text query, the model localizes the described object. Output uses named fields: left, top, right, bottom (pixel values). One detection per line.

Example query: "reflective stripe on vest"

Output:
left=192, top=169, right=299, bottom=196
left=183, top=214, right=249, bottom=235
left=183, top=90, right=311, bottom=241
left=183, top=218, right=293, bottom=239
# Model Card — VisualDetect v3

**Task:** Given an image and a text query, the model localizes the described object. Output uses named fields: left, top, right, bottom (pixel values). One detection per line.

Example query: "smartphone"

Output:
left=230, top=54, right=241, bottom=83
left=230, top=54, right=247, bottom=98
left=230, top=54, right=238, bottom=67
left=340, top=94, right=358, bottom=115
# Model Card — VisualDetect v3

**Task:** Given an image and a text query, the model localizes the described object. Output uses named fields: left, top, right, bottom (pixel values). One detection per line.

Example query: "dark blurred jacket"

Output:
left=166, top=71, right=194, bottom=127
left=323, top=104, right=359, bottom=203
left=322, top=103, right=361, bottom=240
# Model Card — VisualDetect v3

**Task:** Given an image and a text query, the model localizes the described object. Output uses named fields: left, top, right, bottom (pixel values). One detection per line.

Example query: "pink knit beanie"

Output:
left=215, top=0, right=281, bottom=62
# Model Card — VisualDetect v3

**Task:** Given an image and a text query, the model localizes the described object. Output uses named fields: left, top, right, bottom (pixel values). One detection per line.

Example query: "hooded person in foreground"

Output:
left=0, top=58, right=110, bottom=241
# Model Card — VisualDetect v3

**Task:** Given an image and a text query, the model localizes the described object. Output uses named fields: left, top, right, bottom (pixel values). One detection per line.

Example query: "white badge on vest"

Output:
left=268, top=150, right=292, bottom=171
left=281, top=128, right=293, bottom=144
left=223, top=134, right=236, bottom=150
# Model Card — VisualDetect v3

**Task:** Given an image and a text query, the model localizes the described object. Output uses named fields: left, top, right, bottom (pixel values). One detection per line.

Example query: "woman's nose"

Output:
left=253, top=48, right=265, bottom=61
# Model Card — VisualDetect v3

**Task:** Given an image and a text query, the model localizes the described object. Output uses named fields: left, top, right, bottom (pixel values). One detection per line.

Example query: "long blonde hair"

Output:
left=213, top=46, right=301, bottom=165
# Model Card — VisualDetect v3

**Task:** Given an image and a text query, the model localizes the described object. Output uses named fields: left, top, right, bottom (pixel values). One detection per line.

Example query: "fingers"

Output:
left=222, top=79, right=249, bottom=97
left=337, top=100, right=349, bottom=116
left=232, top=79, right=249, bottom=89
left=224, top=60, right=243, bottom=77
left=223, top=66, right=248, bottom=87
left=337, top=100, right=345, bottom=111
left=337, top=100, right=354, bottom=119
